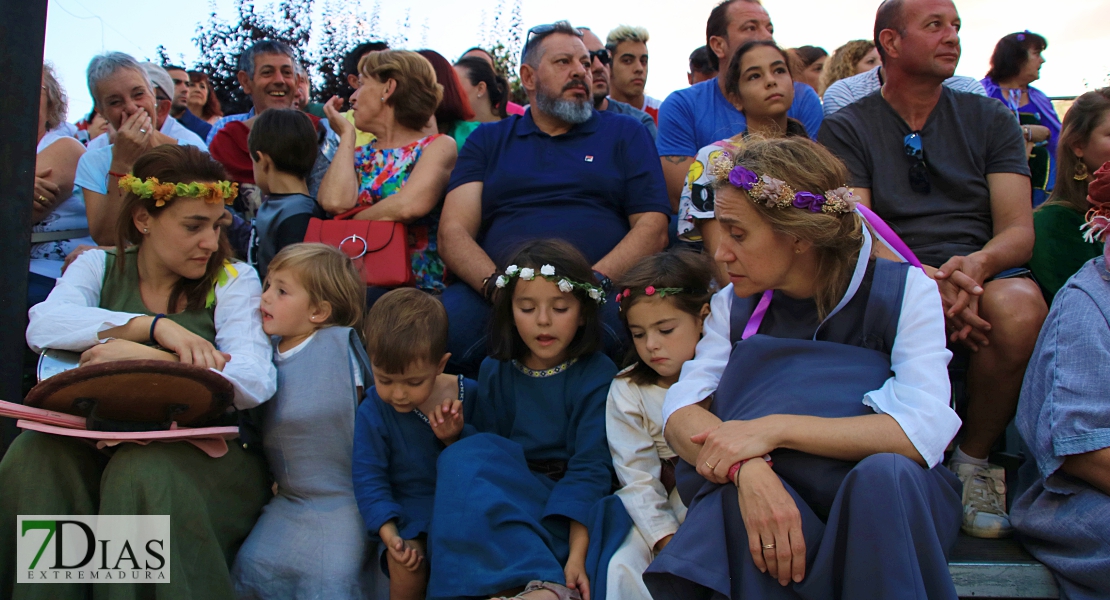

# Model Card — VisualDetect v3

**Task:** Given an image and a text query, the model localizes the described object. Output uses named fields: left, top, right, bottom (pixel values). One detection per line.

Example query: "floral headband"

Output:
left=711, top=159, right=856, bottom=215
left=495, top=264, right=606, bottom=304
left=616, top=286, right=689, bottom=311
left=119, top=174, right=239, bottom=207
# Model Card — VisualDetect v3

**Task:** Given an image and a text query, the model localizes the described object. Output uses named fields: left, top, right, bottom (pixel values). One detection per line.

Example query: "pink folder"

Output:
left=0, top=400, right=240, bottom=458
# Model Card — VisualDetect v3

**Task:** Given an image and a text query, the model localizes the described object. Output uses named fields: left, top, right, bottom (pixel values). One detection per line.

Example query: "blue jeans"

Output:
left=440, top=282, right=628, bottom=378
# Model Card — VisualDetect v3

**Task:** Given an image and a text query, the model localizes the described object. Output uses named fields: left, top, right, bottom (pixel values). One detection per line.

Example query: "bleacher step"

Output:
left=949, top=534, right=1059, bottom=598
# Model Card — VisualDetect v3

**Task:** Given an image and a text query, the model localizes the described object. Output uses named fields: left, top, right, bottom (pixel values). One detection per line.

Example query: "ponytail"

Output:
left=455, top=56, right=508, bottom=120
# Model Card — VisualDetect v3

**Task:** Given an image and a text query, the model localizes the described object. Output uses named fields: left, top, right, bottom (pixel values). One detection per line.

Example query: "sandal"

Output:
left=491, top=580, right=583, bottom=600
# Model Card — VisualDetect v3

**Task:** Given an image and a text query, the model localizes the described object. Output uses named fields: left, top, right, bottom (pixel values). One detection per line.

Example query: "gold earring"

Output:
left=1074, top=161, right=1089, bottom=181
left=795, top=247, right=801, bottom=254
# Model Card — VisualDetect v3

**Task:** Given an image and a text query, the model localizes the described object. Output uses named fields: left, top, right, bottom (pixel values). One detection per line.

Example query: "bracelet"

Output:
left=728, top=454, right=774, bottom=484
left=149, top=313, right=166, bottom=344
left=108, top=170, right=128, bottom=179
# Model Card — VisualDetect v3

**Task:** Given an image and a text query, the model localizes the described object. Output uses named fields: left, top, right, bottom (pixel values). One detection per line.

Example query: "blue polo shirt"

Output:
left=447, top=109, right=670, bottom=265
left=656, top=78, right=823, bottom=157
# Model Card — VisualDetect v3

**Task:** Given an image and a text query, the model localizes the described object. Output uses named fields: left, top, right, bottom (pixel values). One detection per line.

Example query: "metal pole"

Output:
left=0, top=0, right=48, bottom=455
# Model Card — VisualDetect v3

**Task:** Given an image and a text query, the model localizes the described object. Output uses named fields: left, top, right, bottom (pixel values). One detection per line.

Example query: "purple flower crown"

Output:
left=720, top=163, right=857, bottom=215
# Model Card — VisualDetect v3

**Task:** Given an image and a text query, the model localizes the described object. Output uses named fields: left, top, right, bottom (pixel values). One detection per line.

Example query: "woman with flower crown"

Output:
left=0, top=145, right=276, bottom=600
left=643, top=137, right=964, bottom=599
left=425, top=239, right=631, bottom=600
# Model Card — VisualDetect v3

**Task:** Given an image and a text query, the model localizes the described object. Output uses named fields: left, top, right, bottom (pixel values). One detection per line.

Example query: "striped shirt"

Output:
left=823, top=66, right=986, bottom=117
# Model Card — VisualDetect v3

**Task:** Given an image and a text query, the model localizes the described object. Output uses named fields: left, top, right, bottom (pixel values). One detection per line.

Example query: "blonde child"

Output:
left=605, top=249, right=716, bottom=600
left=353, top=288, right=474, bottom=600
left=425, top=239, right=631, bottom=600
left=232, top=243, right=376, bottom=599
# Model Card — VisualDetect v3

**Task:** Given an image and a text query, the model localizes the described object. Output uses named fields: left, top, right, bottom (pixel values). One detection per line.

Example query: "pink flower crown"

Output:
left=712, top=160, right=857, bottom=215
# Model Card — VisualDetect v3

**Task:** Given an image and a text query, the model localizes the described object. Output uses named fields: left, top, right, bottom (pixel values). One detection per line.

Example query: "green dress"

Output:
left=0, top=249, right=271, bottom=600
left=1029, top=204, right=1104, bottom=305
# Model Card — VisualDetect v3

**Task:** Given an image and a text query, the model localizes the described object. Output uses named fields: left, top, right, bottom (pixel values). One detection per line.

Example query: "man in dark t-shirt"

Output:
left=820, top=0, right=1047, bottom=540
left=437, top=21, right=670, bottom=376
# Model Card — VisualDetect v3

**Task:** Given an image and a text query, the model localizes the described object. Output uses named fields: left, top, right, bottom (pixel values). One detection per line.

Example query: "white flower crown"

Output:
left=494, top=264, right=606, bottom=304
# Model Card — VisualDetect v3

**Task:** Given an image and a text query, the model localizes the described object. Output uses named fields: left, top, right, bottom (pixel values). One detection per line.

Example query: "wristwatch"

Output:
left=593, top=270, right=612, bottom=295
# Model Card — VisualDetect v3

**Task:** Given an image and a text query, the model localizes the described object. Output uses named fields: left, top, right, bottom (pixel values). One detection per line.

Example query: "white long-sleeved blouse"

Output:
left=607, top=374, right=688, bottom=549
left=26, top=249, right=277, bottom=410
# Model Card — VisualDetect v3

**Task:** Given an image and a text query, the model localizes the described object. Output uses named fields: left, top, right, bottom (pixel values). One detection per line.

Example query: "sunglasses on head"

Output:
left=521, top=23, right=558, bottom=64
left=903, top=131, right=931, bottom=194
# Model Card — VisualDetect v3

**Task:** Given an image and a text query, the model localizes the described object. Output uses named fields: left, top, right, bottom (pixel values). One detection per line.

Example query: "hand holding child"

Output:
left=430, top=398, right=464, bottom=445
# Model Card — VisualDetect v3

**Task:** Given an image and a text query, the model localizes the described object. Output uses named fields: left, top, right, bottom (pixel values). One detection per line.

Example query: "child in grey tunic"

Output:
left=232, top=244, right=383, bottom=599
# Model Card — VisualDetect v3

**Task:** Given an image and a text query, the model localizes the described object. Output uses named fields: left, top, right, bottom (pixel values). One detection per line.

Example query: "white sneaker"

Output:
left=950, top=462, right=1013, bottom=538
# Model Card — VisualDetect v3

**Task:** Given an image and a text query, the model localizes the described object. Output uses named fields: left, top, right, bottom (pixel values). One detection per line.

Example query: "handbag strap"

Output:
left=333, top=205, right=371, bottom=220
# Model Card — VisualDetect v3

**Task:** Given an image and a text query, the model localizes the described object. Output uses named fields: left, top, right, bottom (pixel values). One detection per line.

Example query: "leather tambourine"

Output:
left=24, top=359, right=233, bottom=431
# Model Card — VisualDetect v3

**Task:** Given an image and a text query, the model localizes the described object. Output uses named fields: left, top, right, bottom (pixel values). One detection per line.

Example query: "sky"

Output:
left=45, top=0, right=1110, bottom=121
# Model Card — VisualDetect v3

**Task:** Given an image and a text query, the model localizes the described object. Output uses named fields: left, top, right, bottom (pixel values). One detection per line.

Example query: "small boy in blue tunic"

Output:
left=353, top=288, right=476, bottom=600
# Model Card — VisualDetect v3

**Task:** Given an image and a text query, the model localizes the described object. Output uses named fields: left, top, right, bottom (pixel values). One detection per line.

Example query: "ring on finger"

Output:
left=763, top=543, right=776, bottom=549
left=705, top=460, right=718, bottom=469
left=139, top=128, right=148, bottom=133
left=38, top=194, right=47, bottom=203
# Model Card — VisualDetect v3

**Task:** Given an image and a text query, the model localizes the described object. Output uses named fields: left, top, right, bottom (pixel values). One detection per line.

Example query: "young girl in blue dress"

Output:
left=605, top=250, right=716, bottom=600
left=232, top=243, right=377, bottom=599
left=426, top=239, right=631, bottom=600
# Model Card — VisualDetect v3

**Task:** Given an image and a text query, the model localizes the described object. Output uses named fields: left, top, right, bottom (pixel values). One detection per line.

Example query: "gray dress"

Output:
left=232, top=326, right=382, bottom=599
left=1012, top=258, right=1110, bottom=600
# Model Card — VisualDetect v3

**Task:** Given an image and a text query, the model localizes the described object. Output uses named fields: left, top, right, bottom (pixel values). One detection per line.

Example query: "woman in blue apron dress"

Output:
left=645, top=137, right=964, bottom=599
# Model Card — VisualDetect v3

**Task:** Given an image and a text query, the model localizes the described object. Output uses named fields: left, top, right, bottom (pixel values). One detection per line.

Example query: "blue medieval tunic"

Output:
left=426, top=353, right=631, bottom=600
left=1012, top=258, right=1110, bottom=600
left=352, top=374, right=477, bottom=573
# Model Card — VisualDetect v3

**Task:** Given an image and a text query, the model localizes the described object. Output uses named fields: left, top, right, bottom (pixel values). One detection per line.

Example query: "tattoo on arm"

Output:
left=662, top=155, right=691, bottom=164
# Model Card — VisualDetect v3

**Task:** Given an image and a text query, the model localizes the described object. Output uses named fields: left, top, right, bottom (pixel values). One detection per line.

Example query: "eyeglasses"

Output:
left=903, top=131, right=931, bottom=194
left=589, top=48, right=611, bottom=66
left=521, top=23, right=558, bottom=64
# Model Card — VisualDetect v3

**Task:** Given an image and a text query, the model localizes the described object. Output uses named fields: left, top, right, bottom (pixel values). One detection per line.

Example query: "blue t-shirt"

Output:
left=656, top=78, right=823, bottom=157
left=446, top=109, right=671, bottom=265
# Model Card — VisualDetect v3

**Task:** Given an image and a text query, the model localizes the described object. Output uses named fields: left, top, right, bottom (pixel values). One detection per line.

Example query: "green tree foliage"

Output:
left=311, top=0, right=409, bottom=105
left=478, top=0, right=525, bottom=104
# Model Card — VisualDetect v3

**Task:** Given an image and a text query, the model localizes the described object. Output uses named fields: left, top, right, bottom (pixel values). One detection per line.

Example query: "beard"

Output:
left=534, top=78, right=593, bottom=125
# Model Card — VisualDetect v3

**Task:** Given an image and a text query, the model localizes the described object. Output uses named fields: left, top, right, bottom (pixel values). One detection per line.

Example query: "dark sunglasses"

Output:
left=589, top=48, right=611, bottom=66
left=903, top=131, right=931, bottom=194
left=522, top=24, right=558, bottom=64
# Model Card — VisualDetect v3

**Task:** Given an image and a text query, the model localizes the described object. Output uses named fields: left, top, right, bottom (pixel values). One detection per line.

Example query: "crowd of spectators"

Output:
left=7, top=1, right=1108, bottom=599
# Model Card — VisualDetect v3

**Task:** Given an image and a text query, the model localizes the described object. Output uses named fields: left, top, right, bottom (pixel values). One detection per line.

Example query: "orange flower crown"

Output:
left=118, top=174, right=238, bottom=207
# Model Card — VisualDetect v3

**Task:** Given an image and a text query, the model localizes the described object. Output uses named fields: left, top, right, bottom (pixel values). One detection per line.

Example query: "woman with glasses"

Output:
left=677, top=41, right=811, bottom=283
